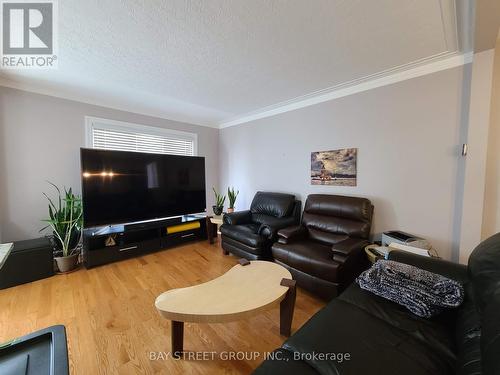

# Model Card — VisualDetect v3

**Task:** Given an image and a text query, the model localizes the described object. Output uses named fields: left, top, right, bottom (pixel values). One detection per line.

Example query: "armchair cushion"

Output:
left=331, top=237, right=370, bottom=260
left=223, top=210, right=252, bottom=225
left=256, top=215, right=299, bottom=239
left=277, top=226, right=307, bottom=244
left=219, top=223, right=266, bottom=248
left=302, top=195, right=373, bottom=243
left=272, top=240, right=340, bottom=283
left=250, top=191, right=295, bottom=218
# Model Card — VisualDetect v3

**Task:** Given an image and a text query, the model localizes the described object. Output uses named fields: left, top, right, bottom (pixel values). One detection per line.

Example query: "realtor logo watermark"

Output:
left=1, top=0, right=58, bottom=68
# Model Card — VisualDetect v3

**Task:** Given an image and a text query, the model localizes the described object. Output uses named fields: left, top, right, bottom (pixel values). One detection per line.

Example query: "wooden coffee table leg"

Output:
left=279, top=278, right=297, bottom=337
left=171, top=320, right=184, bottom=358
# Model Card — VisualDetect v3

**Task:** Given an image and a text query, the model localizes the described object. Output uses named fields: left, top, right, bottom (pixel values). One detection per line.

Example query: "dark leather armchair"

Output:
left=272, top=194, right=373, bottom=299
left=220, top=192, right=301, bottom=260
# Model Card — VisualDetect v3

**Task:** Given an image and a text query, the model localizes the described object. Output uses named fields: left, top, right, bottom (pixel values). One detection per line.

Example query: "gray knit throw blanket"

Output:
left=356, top=260, right=464, bottom=318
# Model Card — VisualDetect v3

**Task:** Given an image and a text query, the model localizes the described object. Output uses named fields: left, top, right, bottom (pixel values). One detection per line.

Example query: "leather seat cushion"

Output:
left=275, top=260, right=340, bottom=300
left=282, top=297, right=455, bottom=375
left=272, top=240, right=340, bottom=283
left=220, top=224, right=266, bottom=248
left=221, top=237, right=268, bottom=258
left=339, top=283, right=457, bottom=364
left=302, top=213, right=370, bottom=242
left=301, top=194, right=373, bottom=241
left=250, top=192, right=295, bottom=218
left=468, top=232, right=500, bottom=375
left=304, top=194, right=372, bottom=222
left=454, top=282, right=482, bottom=375
left=468, top=232, right=500, bottom=311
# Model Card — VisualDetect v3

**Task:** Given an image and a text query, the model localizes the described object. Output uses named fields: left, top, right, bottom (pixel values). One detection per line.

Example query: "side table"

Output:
left=364, top=244, right=386, bottom=264
left=206, top=215, right=224, bottom=244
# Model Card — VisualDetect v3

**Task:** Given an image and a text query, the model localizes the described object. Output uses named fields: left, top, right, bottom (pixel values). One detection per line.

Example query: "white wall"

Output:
left=219, top=66, right=471, bottom=261
left=0, top=86, right=219, bottom=242
left=459, top=49, right=495, bottom=263
left=483, top=41, right=500, bottom=239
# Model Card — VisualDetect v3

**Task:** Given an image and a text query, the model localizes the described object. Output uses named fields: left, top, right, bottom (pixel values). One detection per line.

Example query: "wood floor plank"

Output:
left=0, top=241, right=325, bottom=374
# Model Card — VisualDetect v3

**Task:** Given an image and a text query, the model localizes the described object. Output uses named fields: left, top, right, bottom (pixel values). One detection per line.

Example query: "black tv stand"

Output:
left=82, top=214, right=207, bottom=268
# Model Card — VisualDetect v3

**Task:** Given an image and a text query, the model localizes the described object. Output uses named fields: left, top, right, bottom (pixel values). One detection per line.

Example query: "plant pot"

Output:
left=212, top=205, right=224, bottom=216
left=54, top=254, right=79, bottom=273
left=227, top=208, right=234, bottom=213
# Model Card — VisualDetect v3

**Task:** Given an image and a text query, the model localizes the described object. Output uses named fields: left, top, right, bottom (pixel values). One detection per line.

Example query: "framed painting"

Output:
left=311, top=148, right=357, bottom=186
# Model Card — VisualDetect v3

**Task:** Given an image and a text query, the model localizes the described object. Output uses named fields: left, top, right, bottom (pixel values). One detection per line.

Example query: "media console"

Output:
left=83, top=214, right=207, bottom=268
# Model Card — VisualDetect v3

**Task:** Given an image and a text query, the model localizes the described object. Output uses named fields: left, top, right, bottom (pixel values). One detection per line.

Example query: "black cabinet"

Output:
left=83, top=215, right=207, bottom=268
left=0, top=325, right=69, bottom=375
left=0, top=238, right=54, bottom=289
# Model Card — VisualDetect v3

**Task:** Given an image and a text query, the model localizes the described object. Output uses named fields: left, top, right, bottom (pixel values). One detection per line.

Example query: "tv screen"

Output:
left=80, top=148, right=206, bottom=227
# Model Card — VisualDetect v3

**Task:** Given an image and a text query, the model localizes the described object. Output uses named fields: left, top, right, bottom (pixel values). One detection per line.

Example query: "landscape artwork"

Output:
left=311, top=148, right=357, bottom=186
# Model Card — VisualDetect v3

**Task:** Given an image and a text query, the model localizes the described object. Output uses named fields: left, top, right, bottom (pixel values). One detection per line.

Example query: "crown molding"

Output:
left=218, top=0, right=470, bottom=129
left=0, top=77, right=221, bottom=129
left=0, top=51, right=473, bottom=131
left=219, top=51, right=473, bottom=129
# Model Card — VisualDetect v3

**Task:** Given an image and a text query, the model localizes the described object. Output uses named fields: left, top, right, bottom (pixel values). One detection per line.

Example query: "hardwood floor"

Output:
left=0, top=240, right=325, bottom=374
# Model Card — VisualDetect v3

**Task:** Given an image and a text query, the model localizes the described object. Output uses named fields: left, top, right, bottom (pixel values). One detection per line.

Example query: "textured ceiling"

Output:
left=0, top=0, right=465, bottom=126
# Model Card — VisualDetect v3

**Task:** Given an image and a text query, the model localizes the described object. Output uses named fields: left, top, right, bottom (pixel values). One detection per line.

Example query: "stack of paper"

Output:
left=388, top=242, right=431, bottom=257
left=0, top=243, right=14, bottom=270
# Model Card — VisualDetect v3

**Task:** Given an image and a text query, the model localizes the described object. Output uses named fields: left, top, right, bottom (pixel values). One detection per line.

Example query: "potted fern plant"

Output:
left=227, top=187, right=239, bottom=213
left=41, top=183, right=83, bottom=273
left=212, top=187, right=226, bottom=216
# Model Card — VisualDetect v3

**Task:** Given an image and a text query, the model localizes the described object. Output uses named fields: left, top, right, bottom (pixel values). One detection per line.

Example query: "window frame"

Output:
left=84, top=116, right=198, bottom=156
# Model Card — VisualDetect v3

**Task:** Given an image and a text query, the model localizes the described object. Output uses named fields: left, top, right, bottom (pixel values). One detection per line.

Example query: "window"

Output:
left=85, top=117, right=197, bottom=156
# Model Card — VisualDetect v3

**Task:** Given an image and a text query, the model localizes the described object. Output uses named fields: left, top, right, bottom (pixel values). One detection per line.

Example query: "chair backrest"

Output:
left=302, top=194, right=373, bottom=245
left=468, top=232, right=500, bottom=375
left=250, top=192, right=296, bottom=218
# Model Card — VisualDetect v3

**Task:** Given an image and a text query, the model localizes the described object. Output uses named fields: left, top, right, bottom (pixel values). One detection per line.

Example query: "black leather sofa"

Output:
left=220, top=192, right=301, bottom=260
left=253, top=233, right=500, bottom=375
left=272, top=194, right=373, bottom=300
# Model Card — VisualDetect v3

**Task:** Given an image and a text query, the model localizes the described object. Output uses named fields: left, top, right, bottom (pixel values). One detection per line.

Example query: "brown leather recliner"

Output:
left=272, top=194, right=374, bottom=300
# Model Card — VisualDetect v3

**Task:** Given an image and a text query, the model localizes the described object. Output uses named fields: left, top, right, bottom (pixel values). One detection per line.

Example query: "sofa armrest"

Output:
left=223, top=210, right=252, bottom=225
left=388, top=250, right=468, bottom=282
left=277, top=225, right=307, bottom=244
left=331, top=238, right=369, bottom=263
left=258, top=216, right=298, bottom=239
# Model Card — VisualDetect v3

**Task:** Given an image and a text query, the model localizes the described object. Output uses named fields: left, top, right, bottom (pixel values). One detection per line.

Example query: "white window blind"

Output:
left=86, top=117, right=197, bottom=156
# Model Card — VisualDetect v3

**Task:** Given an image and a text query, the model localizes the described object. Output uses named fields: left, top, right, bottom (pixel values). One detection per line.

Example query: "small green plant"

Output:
left=41, top=182, right=83, bottom=257
left=213, top=187, right=226, bottom=208
left=227, top=187, right=239, bottom=209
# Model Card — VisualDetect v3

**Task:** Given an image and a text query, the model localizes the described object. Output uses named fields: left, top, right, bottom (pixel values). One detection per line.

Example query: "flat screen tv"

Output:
left=80, top=148, right=206, bottom=227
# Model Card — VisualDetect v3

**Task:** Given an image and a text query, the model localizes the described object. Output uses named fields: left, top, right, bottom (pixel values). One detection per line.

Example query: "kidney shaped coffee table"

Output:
left=155, top=259, right=296, bottom=358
